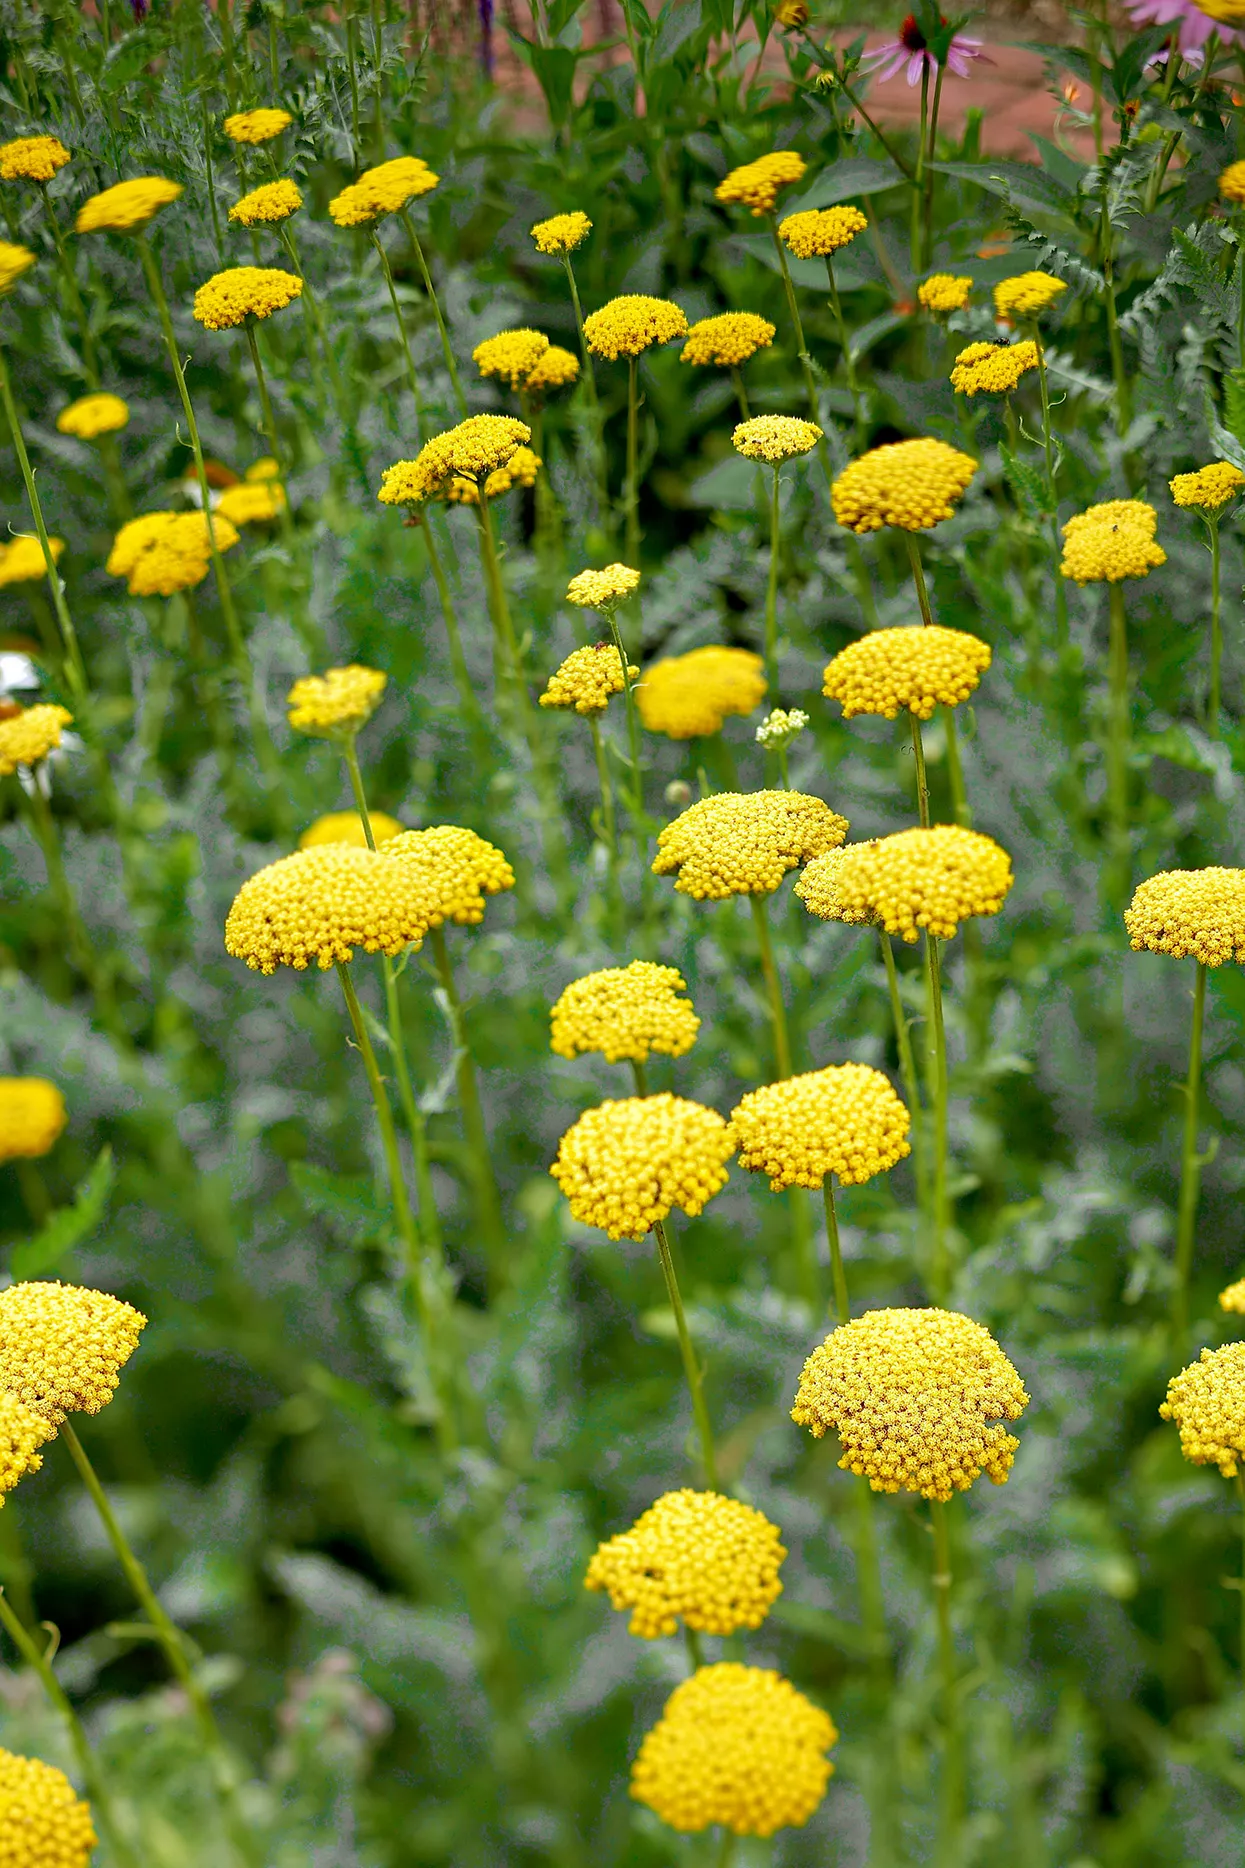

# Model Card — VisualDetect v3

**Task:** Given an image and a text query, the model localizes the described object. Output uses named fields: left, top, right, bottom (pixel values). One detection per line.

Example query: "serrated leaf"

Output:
left=11, top=1147, right=113, bottom=1281
left=1207, top=413, right=1245, bottom=473
left=1000, top=444, right=1051, bottom=519
left=1224, top=369, right=1245, bottom=445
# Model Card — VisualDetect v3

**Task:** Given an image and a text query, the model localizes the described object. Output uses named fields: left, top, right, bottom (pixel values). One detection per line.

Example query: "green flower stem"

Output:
left=714, top=1827, right=737, bottom=1868
left=1106, top=581, right=1130, bottom=892
left=910, top=60, right=929, bottom=272
left=60, top=1421, right=257, bottom=1868
left=651, top=1216, right=719, bottom=1491
left=1174, top=960, right=1208, bottom=1344
left=24, top=780, right=121, bottom=1037
left=921, top=60, right=946, bottom=273
left=560, top=253, right=611, bottom=535
left=345, top=11, right=362, bottom=157
left=242, top=322, right=320, bottom=658
left=930, top=1496, right=964, bottom=1854
left=910, top=711, right=931, bottom=827
left=1236, top=1469, right=1245, bottom=1757
left=822, top=1176, right=850, bottom=1324
left=904, top=531, right=935, bottom=628
left=474, top=494, right=524, bottom=697
left=824, top=252, right=863, bottom=442
left=371, top=227, right=427, bottom=424
left=924, top=932, right=951, bottom=1304
left=684, top=1625, right=705, bottom=1672
left=624, top=355, right=641, bottom=569
left=278, top=224, right=369, bottom=492
left=39, top=185, right=101, bottom=388
left=749, top=890, right=793, bottom=1079
left=765, top=462, right=781, bottom=672
left=729, top=364, right=750, bottom=420
left=630, top=1058, right=649, bottom=1097
left=768, top=214, right=822, bottom=440
left=1208, top=515, right=1223, bottom=735
left=589, top=715, right=618, bottom=863
left=1030, top=325, right=1069, bottom=649
left=423, top=515, right=479, bottom=724
left=943, top=707, right=970, bottom=826
left=0, top=1586, right=142, bottom=1868
left=399, top=208, right=467, bottom=417
left=603, top=604, right=653, bottom=932
left=428, top=923, right=507, bottom=1266
left=879, top=928, right=928, bottom=1206
left=202, top=93, right=225, bottom=257
left=0, top=344, right=87, bottom=694
left=1099, top=197, right=1131, bottom=438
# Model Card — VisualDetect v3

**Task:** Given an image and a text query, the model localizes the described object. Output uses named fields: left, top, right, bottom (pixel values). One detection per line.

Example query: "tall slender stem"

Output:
left=749, top=891, right=793, bottom=1079
left=1099, top=196, right=1131, bottom=438
left=769, top=215, right=822, bottom=441
left=765, top=463, right=781, bottom=671
left=336, top=963, right=424, bottom=1289
left=1236, top=1469, right=1245, bottom=1766
left=60, top=1422, right=257, bottom=1868
left=825, top=252, right=863, bottom=443
left=1173, top=961, right=1207, bottom=1343
left=930, top=1497, right=963, bottom=1855
left=0, top=344, right=86, bottom=694
left=1209, top=517, right=1223, bottom=736
left=589, top=715, right=618, bottom=861
left=921, top=60, right=945, bottom=271
left=910, top=711, right=931, bottom=827
left=428, top=923, right=506, bottom=1262
left=1106, top=582, right=1130, bottom=898
left=243, top=323, right=318, bottom=656
left=604, top=604, right=652, bottom=935
left=911, top=60, right=929, bottom=271
left=1031, top=325, right=1069, bottom=648
left=822, top=1177, right=849, bottom=1324
left=924, top=932, right=951, bottom=1303
left=399, top=209, right=467, bottom=416
left=905, top=531, right=935, bottom=627
left=943, top=708, right=969, bottom=826
left=729, top=363, right=750, bottom=420
left=474, top=494, right=523, bottom=696
left=651, top=1217, right=718, bottom=1490
left=561, top=253, right=611, bottom=534
left=624, top=354, right=640, bottom=569
left=371, top=226, right=426, bottom=423
left=880, top=928, right=927, bottom=1205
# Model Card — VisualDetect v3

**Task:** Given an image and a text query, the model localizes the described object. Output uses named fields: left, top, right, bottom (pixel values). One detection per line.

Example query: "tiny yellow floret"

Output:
left=993, top=271, right=1067, bottom=320
left=918, top=273, right=972, bottom=313
left=1170, top=462, right=1245, bottom=512
left=0, top=136, right=71, bottom=183
left=0, top=1747, right=97, bottom=1866
left=797, top=824, right=1012, bottom=942
left=950, top=339, right=1038, bottom=396
left=0, top=1393, right=51, bottom=1503
left=107, top=511, right=238, bottom=597
left=524, top=345, right=579, bottom=393
left=680, top=312, right=776, bottom=368
left=229, top=179, right=303, bottom=226
left=216, top=480, right=286, bottom=526
left=530, top=211, right=592, bottom=254
left=192, top=265, right=303, bottom=329
left=638, top=646, right=767, bottom=740
left=731, top=1063, right=910, bottom=1190
left=583, top=295, right=689, bottom=360
left=549, top=1094, right=734, bottom=1239
left=715, top=151, right=807, bottom=217
left=1162, top=1343, right=1245, bottom=1476
left=832, top=438, right=978, bottom=533
left=328, top=156, right=438, bottom=226
left=823, top=624, right=991, bottom=720
left=472, top=328, right=550, bottom=388
left=56, top=392, right=129, bottom=439
left=0, top=704, right=73, bottom=775
left=0, top=1280, right=147, bottom=1427
left=732, top=415, right=822, bottom=463
left=550, top=962, right=699, bottom=1064
left=654, top=790, right=848, bottom=900
left=585, top=1489, right=784, bottom=1636
left=0, top=1079, right=66, bottom=1162
left=287, top=665, right=386, bottom=738
left=778, top=205, right=867, bottom=258
left=1124, top=867, right=1245, bottom=966
left=223, top=107, right=293, bottom=144
left=540, top=643, right=637, bottom=716
left=0, top=535, right=62, bottom=586
left=75, top=176, right=182, bottom=233
left=1060, top=499, right=1165, bottom=583
left=0, top=242, right=35, bottom=295
left=566, top=563, right=641, bottom=609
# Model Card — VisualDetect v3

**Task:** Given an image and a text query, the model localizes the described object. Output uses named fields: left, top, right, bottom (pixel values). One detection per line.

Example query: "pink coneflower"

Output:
left=1121, top=0, right=1241, bottom=53
left=860, top=14, right=985, bottom=85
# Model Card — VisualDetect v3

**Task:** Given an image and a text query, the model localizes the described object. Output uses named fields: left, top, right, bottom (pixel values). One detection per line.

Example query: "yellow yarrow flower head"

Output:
left=229, top=178, right=303, bottom=226
left=918, top=273, right=972, bottom=313
left=0, top=1079, right=66, bottom=1162
left=0, top=242, right=35, bottom=295
left=565, top=563, right=641, bottom=611
left=1220, top=1276, right=1245, bottom=1314
left=377, top=415, right=530, bottom=506
left=549, top=961, right=700, bottom=1064
left=778, top=205, right=867, bottom=258
left=637, top=645, right=767, bottom=740
left=382, top=826, right=515, bottom=929
left=224, top=107, right=292, bottom=143
left=1161, top=1343, right=1245, bottom=1476
left=540, top=643, right=637, bottom=717
left=75, top=176, right=182, bottom=233
left=792, top=1307, right=1029, bottom=1499
left=0, top=1393, right=52, bottom=1501
left=681, top=312, right=776, bottom=367
left=524, top=345, right=579, bottom=394
left=216, top=479, right=286, bottom=526
left=730, top=1063, right=910, bottom=1190
left=472, top=327, right=550, bottom=388
left=0, top=1281, right=147, bottom=1427
left=715, top=151, right=807, bottom=217
left=530, top=210, right=592, bottom=254
left=481, top=444, right=541, bottom=499
left=583, top=295, right=689, bottom=360
left=1124, top=867, right=1245, bottom=966
left=631, top=1663, right=835, bottom=1837
left=192, top=265, right=303, bottom=329
left=107, top=511, right=239, bottom=598
left=225, top=845, right=442, bottom=973
left=832, top=438, right=978, bottom=533
left=328, top=155, right=438, bottom=226
left=288, top=665, right=386, bottom=740
left=654, top=790, right=848, bottom=900
left=732, top=414, right=822, bottom=463
left=550, top=1094, right=733, bottom=1239
left=56, top=392, right=129, bottom=439
left=950, top=339, right=1039, bottom=396
left=0, top=1748, right=97, bottom=1866
left=299, top=810, right=405, bottom=850
left=585, top=1489, right=785, bottom=1637
left=798, top=824, right=1012, bottom=942
left=823, top=624, right=991, bottom=721
left=1170, top=461, right=1245, bottom=513
left=0, top=704, right=73, bottom=776
left=0, top=136, right=71, bottom=183
left=1220, top=160, right=1245, bottom=204
left=1060, top=499, right=1165, bottom=583
left=993, top=270, right=1067, bottom=321
left=247, top=457, right=280, bottom=482
left=0, top=535, right=62, bottom=586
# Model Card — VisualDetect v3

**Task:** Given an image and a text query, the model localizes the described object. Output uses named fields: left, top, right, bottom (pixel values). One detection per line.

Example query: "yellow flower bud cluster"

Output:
left=56, top=392, right=130, bottom=439
left=0, top=136, right=71, bottom=182
left=107, top=511, right=239, bottom=597
left=1060, top=500, right=1165, bottom=584
left=950, top=339, right=1038, bottom=396
left=1221, top=161, right=1245, bottom=204
left=525, top=345, right=579, bottom=393
left=583, top=295, right=689, bottom=359
left=75, top=176, right=182, bottom=233
left=229, top=179, right=303, bottom=225
left=654, top=789, right=848, bottom=900
left=732, top=414, right=822, bottom=463
left=832, top=438, right=978, bottom=533
left=223, top=107, right=292, bottom=143
left=791, top=1307, right=1029, bottom=1499
left=378, top=416, right=530, bottom=506
left=539, top=643, right=637, bottom=716
left=0, top=705, right=73, bottom=775
left=1170, top=462, right=1245, bottom=511
left=216, top=479, right=285, bottom=526
left=225, top=845, right=441, bottom=972
left=755, top=706, right=808, bottom=749
left=714, top=151, right=807, bottom=216
left=680, top=312, right=776, bottom=367
left=797, top=825, right=1012, bottom=942
left=993, top=271, right=1067, bottom=320
left=631, top=1664, right=836, bottom=1837
left=549, top=1094, right=733, bottom=1239
left=329, top=156, right=438, bottom=226
left=0, top=1394, right=51, bottom=1502
left=565, top=563, right=641, bottom=610
left=1124, top=867, right=1245, bottom=966
left=0, top=1748, right=97, bottom=1867
left=287, top=665, right=387, bottom=738
left=472, top=328, right=550, bottom=388
left=383, top=826, right=515, bottom=928
left=444, top=445, right=541, bottom=505
left=1220, top=1276, right=1245, bottom=1314
left=299, top=811, right=405, bottom=850
left=823, top=624, right=990, bottom=720
left=0, top=1281, right=147, bottom=1427
left=918, top=273, right=972, bottom=313
left=0, top=242, right=35, bottom=295
left=0, top=1079, right=66, bottom=1162
left=730, top=1063, right=910, bottom=1190
left=549, top=961, right=700, bottom=1063
left=530, top=210, right=593, bottom=254
left=585, top=1489, right=785, bottom=1636
left=778, top=205, right=867, bottom=258
left=1161, top=1344, right=1245, bottom=1476
left=192, top=265, right=303, bottom=328
left=0, top=535, right=61, bottom=586
left=637, top=646, right=767, bottom=739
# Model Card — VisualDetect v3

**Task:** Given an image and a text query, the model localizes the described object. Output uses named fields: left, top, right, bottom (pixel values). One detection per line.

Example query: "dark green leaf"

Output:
left=11, top=1147, right=113, bottom=1281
